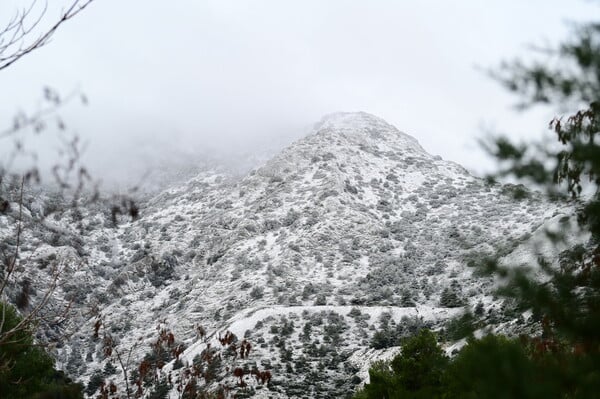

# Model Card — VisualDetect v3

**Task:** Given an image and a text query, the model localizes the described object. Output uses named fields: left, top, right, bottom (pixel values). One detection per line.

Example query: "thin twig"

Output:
left=0, top=0, right=96, bottom=71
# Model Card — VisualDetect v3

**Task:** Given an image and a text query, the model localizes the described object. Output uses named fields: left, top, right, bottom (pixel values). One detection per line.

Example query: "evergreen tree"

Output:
left=479, top=16, right=600, bottom=397
left=356, top=329, right=448, bottom=399
left=0, top=302, right=83, bottom=398
left=356, top=12, right=600, bottom=399
left=447, top=335, right=555, bottom=399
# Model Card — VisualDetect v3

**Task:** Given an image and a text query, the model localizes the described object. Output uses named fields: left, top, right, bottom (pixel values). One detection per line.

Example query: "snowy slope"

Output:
left=1, top=112, right=567, bottom=398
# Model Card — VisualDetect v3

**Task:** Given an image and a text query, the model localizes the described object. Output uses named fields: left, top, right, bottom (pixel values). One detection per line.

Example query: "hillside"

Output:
left=0, top=112, right=566, bottom=398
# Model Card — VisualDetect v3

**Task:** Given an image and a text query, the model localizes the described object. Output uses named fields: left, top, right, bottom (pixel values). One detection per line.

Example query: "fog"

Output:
left=0, top=0, right=597, bottom=188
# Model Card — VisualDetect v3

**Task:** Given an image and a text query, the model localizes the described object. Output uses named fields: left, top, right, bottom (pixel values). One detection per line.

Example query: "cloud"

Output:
left=0, top=0, right=596, bottom=185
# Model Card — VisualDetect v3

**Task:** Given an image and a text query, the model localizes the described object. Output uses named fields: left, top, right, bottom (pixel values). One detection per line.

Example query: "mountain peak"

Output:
left=309, top=111, right=426, bottom=155
left=313, top=111, right=392, bottom=132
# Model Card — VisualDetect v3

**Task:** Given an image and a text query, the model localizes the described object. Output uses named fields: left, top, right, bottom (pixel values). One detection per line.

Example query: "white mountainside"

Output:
left=1, top=112, right=567, bottom=398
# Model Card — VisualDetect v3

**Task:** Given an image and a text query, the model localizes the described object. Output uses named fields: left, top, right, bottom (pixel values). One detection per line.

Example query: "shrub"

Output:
left=250, top=286, right=264, bottom=299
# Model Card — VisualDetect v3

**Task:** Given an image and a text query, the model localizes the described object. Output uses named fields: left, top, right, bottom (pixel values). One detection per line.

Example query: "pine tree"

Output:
left=356, top=329, right=448, bottom=399
left=473, top=18, right=600, bottom=398
left=0, top=302, right=83, bottom=398
left=357, top=12, right=600, bottom=399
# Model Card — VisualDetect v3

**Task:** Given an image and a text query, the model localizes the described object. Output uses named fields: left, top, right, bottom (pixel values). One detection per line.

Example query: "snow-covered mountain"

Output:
left=1, top=112, right=566, bottom=398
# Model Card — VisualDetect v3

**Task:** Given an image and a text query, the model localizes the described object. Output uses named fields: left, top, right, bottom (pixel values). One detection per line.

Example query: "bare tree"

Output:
left=0, top=0, right=96, bottom=71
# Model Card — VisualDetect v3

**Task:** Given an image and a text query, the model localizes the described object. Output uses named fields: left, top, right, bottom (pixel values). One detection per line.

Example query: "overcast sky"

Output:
left=0, top=0, right=597, bottom=185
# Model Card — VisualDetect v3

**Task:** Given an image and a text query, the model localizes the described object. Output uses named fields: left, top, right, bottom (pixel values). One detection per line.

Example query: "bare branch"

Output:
left=0, top=0, right=96, bottom=71
left=0, top=87, right=83, bottom=140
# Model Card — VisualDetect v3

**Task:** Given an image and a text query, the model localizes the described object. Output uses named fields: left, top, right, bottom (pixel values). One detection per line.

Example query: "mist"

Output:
left=0, top=0, right=597, bottom=189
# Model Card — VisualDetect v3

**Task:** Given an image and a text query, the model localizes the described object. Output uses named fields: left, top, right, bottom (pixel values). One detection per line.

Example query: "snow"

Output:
left=0, top=112, right=573, bottom=398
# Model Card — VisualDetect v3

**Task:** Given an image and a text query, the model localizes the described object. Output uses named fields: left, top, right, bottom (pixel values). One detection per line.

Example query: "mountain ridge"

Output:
left=0, top=112, right=566, bottom=398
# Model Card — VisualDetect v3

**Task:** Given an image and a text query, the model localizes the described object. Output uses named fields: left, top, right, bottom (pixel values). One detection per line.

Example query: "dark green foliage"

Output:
left=473, top=301, right=485, bottom=316
left=390, top=330, right=448, bottom=393
left=32, top=380, right=85, bottom=399
left=494, top=23, right=600, bottom=107
left=314, top=293, right=327, bottom=305
left=443, top=312, right=475, bottom=341
left=479, top=20, right=600, bottom=397
left=358, top=15, right=600, bottom=399
left=357, top=330, right=600, bottom=399
left=448, top=335, right=553, bottom=399
left=103, top=361, right=117, bottom=376
left=250, top=286, right=264, bottom=299
left=357, top=330, right=448, bottom=399
left=300, top=322, right=312, bottom=342
left=475, top=14, right=600, bottom=399
left=399, top=289, right=415, bottom=306
left=438, top=286, right=464, bottom=308
left=85, top=370, right=104, bottom=396
left=370, top=315, right=428, bottom=349
left=204, top=351, right=222, bottom=383
left=0, top=302, right=83, bottom=399
left=173, top=357, right=184, bottom=370
left=148, top=253, right=177, bottom=287
left=147, top=378, right=170, bottom=399
left=370, top=329, right=397, bottom=350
